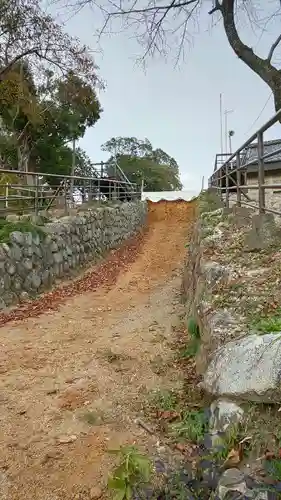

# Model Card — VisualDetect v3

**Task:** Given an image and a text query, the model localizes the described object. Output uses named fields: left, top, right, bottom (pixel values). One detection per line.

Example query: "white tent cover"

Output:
left=141, top=190, right=199, bottom=202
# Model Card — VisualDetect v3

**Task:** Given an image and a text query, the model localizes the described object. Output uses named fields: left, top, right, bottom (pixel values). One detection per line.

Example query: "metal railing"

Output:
left=209, top=109, right=281, bottom=216
left=0, top=167, right=141, bottom=216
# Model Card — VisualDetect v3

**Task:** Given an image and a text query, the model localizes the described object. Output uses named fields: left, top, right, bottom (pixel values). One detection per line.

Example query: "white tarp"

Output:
left=141, top=190, right=199, bottom=202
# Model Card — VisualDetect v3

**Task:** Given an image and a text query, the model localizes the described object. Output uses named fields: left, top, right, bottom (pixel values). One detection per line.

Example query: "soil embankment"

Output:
left=0, top=200, right=195, bottom=500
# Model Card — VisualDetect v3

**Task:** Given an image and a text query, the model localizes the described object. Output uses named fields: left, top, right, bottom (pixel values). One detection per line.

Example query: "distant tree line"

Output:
left=0, top=0, right=183, bottom=193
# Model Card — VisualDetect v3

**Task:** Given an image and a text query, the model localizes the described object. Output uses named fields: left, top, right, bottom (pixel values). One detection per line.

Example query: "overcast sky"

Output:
left=53, top=3, right=281, bottom=191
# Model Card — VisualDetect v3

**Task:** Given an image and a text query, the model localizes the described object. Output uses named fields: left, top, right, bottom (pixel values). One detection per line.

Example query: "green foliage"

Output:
left=108, top=446, right=152, bottom=500
left=187, top=317, right=200, bottom=339
left=150, top=388, right=179, bottom=411
left=0, top=61, right=101, bottom=181
left=162, top=471, right=193, bottom=500
left=171, top=410, right=207, bottom=443
left=178, top=338, right=200, bottom=358
left=210, top=423, right=242, bottom=463
left=265, top=459, right=281, bottom=481
left=198, top=189, right=223, bottom=214
left=0, top=219, right=45, bottom=243
left=102, top=137, right=182, bottom=191
left=251, top=312, right=281, bottom=334
left=178, top=317, right=200, bottom=359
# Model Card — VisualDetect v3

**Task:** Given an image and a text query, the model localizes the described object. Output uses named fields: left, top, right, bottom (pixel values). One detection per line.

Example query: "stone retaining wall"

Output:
left=182, top=193, right=281, bottom=498
left=0, top=201, right=147, bottom=309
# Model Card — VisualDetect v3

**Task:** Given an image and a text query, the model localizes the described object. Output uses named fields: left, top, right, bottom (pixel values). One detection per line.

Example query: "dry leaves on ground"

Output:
left=0, top=229, right=147, bottom=327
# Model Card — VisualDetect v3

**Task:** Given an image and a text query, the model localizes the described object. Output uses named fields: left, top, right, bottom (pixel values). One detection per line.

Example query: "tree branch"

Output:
left=208, top=0, right=221, bottom=15
left=109, top=0, right=197, bottom=15
left=268, top=33, right=281, bottom=62
left=0, top=48, right=40, bottom=78
left=220, top=0, right=276, bottom=86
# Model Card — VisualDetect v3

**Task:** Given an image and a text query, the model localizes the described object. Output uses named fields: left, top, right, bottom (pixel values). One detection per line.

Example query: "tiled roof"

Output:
left=241, top=139, right=281, bottom=165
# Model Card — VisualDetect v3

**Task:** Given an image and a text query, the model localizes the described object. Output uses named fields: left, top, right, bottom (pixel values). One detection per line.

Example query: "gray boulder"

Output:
left=203, top=333, right=281, bottom=402
left=209, top=399, right=244, bottom=434
left=217, top=469, right=247, bottom=500
left=216, top=469, right=269, bottom=499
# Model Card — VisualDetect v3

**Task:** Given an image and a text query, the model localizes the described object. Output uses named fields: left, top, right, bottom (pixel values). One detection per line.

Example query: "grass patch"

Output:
left=170, top=409, right=207, bottom=444
left=251, top=312, right=281, bottom=334
left=149, top=388, right=179, bottom=412
left=209, top=404, right=281, bottom=468
left=187, top=317, right=200, bottom=339
left=210, top=423, right=244, bottom=463
left=198, top=189, right=223, bottom=214
left=0, top=219, right=45, bottom=243
left=243, top=403, right=281, bottom=459
left=80, top=410, right=101, bottom=425
left=177, top=317, right=201, bottom=359
left=265, top=459, right=281, bottom=481
left=178, top=338, right=200, bottom=359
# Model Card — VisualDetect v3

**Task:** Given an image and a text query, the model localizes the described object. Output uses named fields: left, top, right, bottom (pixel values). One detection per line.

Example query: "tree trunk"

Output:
left=271, top=73, right=281, bottom=113
left=221, top=0, right=281, bottom=116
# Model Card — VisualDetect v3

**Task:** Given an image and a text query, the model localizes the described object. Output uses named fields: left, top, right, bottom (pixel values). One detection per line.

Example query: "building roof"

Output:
left=241, top=139, right=281, bottom=168
left=141, top=190, right=199, bottom=202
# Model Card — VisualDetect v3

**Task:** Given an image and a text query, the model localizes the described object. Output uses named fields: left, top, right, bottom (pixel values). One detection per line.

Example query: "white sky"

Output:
left=52, top=2, right=281, bottom=191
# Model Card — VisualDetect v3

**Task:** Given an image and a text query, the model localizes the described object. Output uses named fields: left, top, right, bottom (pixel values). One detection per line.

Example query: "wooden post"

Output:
left=236, top=153, right=241, bottom=207
left=5, top=183, right=9, bottom=209
left=225, top=163, right=229, bottom=208
left=34, top=175, right=39, bottom=215
left=257, top=131, right=265, bottom=213
left=64, top=180, right=68, bottom=215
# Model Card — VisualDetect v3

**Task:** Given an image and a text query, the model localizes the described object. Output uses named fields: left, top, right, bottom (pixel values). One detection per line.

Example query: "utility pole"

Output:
left=220, top=93, right=223, bottom=154
left=224, top=109, right=233, bottom=154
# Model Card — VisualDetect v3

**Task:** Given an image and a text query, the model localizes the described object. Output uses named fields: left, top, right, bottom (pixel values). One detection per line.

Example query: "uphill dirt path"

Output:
left=0, top=201, right=195, bottom=500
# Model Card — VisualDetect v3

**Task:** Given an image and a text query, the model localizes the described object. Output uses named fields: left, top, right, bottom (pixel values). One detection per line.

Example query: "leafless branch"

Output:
left=208, top=0, right=221, bottom=15
left=109, top=0, right=198, bottom=15
left=0, top=0, right=100, bottom=87
left=268, top=33, right=281, bottom=62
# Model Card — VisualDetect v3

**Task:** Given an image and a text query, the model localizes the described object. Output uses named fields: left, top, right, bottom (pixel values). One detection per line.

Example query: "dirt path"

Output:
left=0, top=202, right=195, bottom=500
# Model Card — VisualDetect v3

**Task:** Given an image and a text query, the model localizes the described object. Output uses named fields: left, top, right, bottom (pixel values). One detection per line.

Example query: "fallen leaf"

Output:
left=157, top=410, right=180, bottom=421
left=175, top=443, right=186, bottom=453
left=174, top=442, right=198, bottom=458
left=0, top=230, right=147, bottom=326
left=264, top=450, right=276, bottom=460
left=222, top=448, right=241, bottom=468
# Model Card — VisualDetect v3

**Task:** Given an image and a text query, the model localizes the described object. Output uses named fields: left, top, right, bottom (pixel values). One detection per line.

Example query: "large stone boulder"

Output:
left=203, top=333, right=281, bottom=402
left=209, top=399, right=244, bottom=434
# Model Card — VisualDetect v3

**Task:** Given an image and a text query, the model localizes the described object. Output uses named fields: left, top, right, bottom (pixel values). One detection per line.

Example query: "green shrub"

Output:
left=198, top=189, right=223, bottom=214
left=252, top=313, right=281, bottom=334
left=171, top=409, right=207, bottom=443
left=149, top=388, right=179, bottom=411
left=0, top=219, right=45, bottom=243
left=187, top=317, right=200, bottom=339
left=108, top=446, right=152, bottom=500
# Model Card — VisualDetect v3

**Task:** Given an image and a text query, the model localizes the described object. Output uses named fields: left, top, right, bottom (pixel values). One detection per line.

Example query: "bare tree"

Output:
left=65, top=0, right=281, bottom=113
left=0, top=0, right=99, bottom=86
